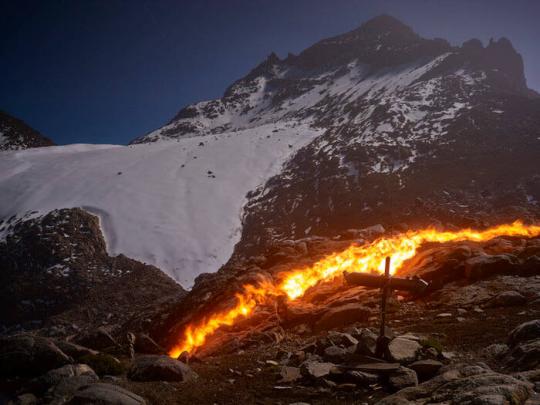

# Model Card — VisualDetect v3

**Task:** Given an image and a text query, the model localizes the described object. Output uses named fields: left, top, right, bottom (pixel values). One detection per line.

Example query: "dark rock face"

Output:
left=0, top=110, right=55, bottom=151
left=0, top=208, right=186, bottom=337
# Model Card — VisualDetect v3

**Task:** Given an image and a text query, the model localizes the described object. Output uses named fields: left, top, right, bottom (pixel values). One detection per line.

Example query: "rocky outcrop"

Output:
left=0, top=208, right=186, bottom=338
left=0, top=110, right=55, bottom=151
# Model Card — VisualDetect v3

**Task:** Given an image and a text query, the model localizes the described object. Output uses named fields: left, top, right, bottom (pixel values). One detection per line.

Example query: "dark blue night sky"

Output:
left=2, top=0, right=539, bottom=145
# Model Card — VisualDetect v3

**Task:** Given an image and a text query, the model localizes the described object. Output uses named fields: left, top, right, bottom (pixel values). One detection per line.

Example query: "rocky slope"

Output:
left=0, top=110, right=55, bottom=151
left=0, top=208, right=186, bottom=337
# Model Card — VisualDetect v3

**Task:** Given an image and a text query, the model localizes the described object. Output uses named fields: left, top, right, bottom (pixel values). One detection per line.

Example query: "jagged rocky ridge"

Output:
left=0, top=110, right=55, bottom=151
left=131, top=15, right=540, bottom=261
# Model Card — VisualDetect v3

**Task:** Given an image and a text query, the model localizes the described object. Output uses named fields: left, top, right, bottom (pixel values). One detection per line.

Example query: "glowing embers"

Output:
left=168, top=221, right=540, bottom=357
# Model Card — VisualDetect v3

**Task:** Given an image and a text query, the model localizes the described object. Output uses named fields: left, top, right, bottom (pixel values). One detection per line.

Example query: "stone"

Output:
left=0, top=334, right=72, bottom=378
left=30, top=364, right=97, bottom=395
left=128, top=355, right=198, bottom=382
left=485, top=291, right=527, bottom=308
left=301, top=361, right=336, bottom=379
left=387, top=338, right=421, bottom=363
left=70, top=383, right=147, bottom=405
left=354, top=328, right=378, bottom=356
left=378, top=363, right=532, bottom=405
left=345, top=370, right=378, bottom=385
left=506, top=339, right=540, bottom=371
left=352, top=362, right=400, bottom=374
left=388, top=366, right=418, bottom=391
left=409, top=360, right=443, bottom=380
left=75, top=326, right=117, bottom=350
left=327, top=331, right=358, bottom=347
left=323, top=346, right=350, bottom=363
left=509, top=319, right=540, bottom=347
left=134, top=333, right=164, bottom=354
left=314, top=303, right=371, bottom=331
left=43, top=365, right=100, bottom=403
left=279, top=366, right=302, bottom=383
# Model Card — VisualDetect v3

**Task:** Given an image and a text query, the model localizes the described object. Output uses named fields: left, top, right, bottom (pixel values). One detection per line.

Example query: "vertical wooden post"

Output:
left=375, top=256, right=391, bottom=358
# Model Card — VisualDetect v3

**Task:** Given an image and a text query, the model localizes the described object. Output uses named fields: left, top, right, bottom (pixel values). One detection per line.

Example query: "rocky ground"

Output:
left=1, top=213, right=540, bottom=404
left=1, top=276, right=540, bottom=404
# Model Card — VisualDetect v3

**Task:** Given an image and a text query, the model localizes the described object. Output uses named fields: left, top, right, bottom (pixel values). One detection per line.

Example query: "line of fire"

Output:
left=168, top=220, right=540, bottom=359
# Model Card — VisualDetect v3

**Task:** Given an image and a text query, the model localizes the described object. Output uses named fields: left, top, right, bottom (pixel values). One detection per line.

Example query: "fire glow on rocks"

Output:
left=168, top=221, right=540, bottom=358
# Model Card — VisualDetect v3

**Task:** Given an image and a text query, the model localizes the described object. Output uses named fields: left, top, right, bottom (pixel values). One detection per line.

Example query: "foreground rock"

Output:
left=0, top=334, right=71, bottom=377
left=377, top=363, right=533, bottom=404
left=387, top=338, right=421, bottom=364
left=128, top=355, right=198, bottom=382
left=388, top=366, right=418, bottom=391
left=70, top=383, right=146, bottom=405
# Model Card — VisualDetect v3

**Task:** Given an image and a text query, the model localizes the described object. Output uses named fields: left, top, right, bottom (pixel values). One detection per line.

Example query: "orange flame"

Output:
left=168, top=220, right=540, bottom=357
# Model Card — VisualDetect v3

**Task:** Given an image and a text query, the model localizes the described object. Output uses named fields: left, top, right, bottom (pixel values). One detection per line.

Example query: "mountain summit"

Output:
left=131, top=15, right=533, bottom=145
left=130, top=14, right=539, bottom=260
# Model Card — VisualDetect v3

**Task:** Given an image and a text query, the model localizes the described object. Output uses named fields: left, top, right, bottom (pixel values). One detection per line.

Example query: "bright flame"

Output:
left=169, top=220, right=540, bottom=357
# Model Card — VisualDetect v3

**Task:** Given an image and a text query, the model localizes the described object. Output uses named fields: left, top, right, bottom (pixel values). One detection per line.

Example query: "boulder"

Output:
left=75, top=327, right=117, bottom=350
left=508, top=319, right=540, bottom=347
left=408, top=360, right=443, bottom=380
left=42, top=365, right=99, bottom=403
left=70, top=383, right=146, bottom=405
left=464, top=254, right=517, bottom=280
left=506, top=339, right=540, bottom=371
left=0, top=334, right=71, bottom=377
left=387, top=338, right=421, bottom=364
left=485, top=291, right=527, bottom=308
left=378, top=363, right=532, bottom=405
left=29, top=364, right=97, bottom=395
left=388, top=366, right=418, bottom=391
left=314, top=303, right=371, bottom=331
left=128, top=355, right=198, bottom=382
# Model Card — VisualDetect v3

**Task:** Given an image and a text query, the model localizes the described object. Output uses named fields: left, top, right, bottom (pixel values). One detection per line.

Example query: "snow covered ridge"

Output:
left=131, top=16, right=532, bottom=145
left=0, top=122, right=323, bottom=288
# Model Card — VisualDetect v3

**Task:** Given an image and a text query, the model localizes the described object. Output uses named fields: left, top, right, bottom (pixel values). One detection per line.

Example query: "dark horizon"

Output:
left=2, top=0, right=539, bottom=145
